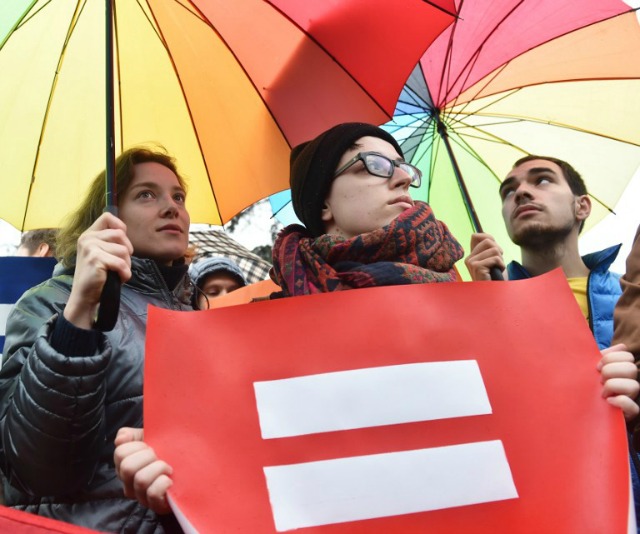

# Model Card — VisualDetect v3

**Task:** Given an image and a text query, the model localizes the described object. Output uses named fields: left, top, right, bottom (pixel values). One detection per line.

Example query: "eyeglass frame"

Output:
left=333, top=151, right=422, bottom=188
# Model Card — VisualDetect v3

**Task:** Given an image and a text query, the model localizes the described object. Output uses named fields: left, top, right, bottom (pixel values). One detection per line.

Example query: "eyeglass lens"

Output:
left=363, top=153, right=421, bottom=187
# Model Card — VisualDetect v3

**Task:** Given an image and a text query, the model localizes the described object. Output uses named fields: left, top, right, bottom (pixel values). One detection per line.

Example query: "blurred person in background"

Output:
left=189, top=256, right=247, bottom=309
left=15, top=228, right=58, bottom=258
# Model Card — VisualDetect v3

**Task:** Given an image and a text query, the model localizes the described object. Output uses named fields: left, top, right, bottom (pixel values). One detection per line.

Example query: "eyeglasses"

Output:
left=333, top=151, right=422, bottom=188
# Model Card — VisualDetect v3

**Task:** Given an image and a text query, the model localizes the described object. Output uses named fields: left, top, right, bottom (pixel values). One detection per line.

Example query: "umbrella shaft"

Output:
left=436, top=118, right=504, bottom=280
left=105, top=0, right=116, bottom=209
left=436, top=117, right=482, bottom=233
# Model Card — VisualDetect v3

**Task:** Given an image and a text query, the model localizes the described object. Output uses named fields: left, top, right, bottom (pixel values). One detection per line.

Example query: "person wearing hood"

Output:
left=189, top=256, right=247, bottom=310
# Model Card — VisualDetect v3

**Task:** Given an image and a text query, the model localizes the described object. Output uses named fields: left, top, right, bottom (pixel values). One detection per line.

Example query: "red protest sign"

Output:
left=144, top=269, right=629, bottom=533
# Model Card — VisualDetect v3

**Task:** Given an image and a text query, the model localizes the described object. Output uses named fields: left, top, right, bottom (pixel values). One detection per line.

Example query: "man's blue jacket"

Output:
left=507, top=244, right=622, bottom=349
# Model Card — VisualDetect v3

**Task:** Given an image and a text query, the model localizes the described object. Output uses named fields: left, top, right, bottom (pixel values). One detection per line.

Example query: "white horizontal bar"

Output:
left=254, top=360, right=491, bottom=439
left=264, top=440, right=518, bottom=531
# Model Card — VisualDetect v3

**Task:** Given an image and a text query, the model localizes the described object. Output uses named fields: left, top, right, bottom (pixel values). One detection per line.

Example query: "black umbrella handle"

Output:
left=489, top=266, right=504, bottom=281
left=94, top=271, right=121, bottom=331
left=94, top=205, right=122, bottom=332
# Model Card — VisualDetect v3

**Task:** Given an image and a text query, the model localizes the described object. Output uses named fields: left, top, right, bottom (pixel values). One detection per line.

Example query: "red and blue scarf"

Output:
left=271, top=201, right=463, bottom=296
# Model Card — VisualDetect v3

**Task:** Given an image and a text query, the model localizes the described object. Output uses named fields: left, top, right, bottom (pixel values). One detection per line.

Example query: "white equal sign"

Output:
left=254, top=360, right=518, bottom=532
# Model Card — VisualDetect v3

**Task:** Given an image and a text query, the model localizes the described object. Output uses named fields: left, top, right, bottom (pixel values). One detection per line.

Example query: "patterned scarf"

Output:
left=271, top=201, right=464, bottom=296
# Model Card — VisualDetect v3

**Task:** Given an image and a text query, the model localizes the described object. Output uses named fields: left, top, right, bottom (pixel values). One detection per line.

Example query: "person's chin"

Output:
left=391, top=203, right=415, bottom=221
left=379, top=214, right=400, bottom=230
left=148, top=244, right=187, bottom=263
left=511, top=223, right=555, bottom=247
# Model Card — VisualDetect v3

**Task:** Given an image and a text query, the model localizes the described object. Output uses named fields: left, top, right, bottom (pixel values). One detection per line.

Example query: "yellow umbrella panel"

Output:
left=0, top=0, right=456, bottom=230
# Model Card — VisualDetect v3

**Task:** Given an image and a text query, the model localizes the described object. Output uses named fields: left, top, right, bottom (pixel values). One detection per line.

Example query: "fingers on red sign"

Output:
left=254, top=361, right=518, bottom=531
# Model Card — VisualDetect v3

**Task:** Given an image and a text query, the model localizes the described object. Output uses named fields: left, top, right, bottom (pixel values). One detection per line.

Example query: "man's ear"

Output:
left=575, top=194, right=591, bottom=223
left=35, top=243, right=51, bottom=257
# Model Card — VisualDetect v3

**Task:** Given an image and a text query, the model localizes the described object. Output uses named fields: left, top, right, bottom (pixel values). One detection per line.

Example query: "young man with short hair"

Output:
left=465, top=155, right=622, bottom=349
left=466, top=155, right=639, bottom=531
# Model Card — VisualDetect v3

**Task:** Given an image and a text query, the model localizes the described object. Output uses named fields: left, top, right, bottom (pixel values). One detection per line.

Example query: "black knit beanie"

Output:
left=290, top=122, right=404, bottom=237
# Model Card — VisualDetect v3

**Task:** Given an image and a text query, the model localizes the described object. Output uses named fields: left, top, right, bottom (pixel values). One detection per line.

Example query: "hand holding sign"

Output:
left=114, top=427, right=173, bottom=515
left=599, top=344, right=640, bottom=420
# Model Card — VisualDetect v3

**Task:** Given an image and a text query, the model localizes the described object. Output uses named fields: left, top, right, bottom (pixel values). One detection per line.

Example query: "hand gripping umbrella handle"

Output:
left=436, top=120, right=504, bottom=282
left=94, top=205, right=122, bottom=332
left=94, top=271, right=121, bottom=331
left=489, top=266, right=504, bottom=281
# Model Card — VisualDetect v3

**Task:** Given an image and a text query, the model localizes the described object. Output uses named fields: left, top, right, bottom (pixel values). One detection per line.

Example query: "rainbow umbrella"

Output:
left=0, top=0, right=456, bottom=231
left=383, top=0, right=640, bottom=274
left=272, top=0, right=640, bottom=277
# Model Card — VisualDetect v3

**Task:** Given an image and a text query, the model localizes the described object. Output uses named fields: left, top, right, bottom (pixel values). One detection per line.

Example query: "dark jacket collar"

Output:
left=53, top=257, right=192, bottom=305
